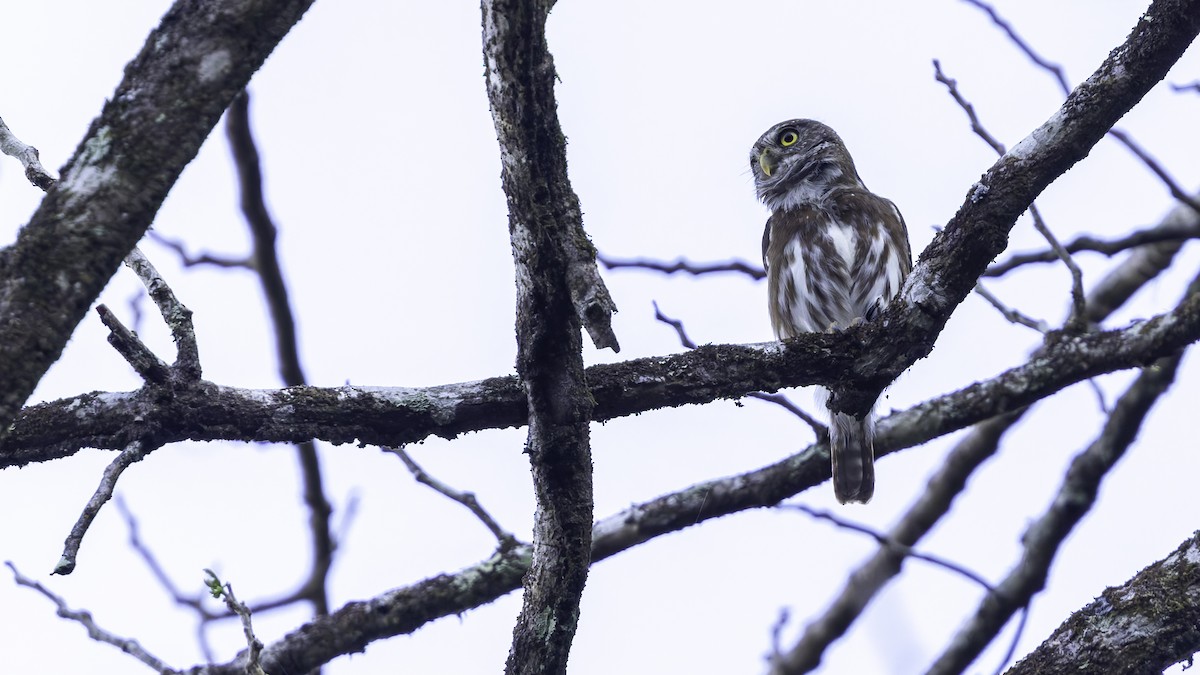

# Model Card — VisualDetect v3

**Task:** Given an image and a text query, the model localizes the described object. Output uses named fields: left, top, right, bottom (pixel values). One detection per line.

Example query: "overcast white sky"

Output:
left=1, top=2, right=1198, bottom=673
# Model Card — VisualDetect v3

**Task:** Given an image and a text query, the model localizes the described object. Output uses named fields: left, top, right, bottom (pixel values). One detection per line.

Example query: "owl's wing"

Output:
left=761, top=217, right=773, bottom=273
left=882, top=197, right=913, bottom=276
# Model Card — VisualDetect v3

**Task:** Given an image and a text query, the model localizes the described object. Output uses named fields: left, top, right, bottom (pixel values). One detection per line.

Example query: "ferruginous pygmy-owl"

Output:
left=751, top=119, right=911, bottom=504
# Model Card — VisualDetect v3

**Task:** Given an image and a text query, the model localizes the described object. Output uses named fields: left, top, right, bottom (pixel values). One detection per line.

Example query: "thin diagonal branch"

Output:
left=1028, top=205, right=1088, bottom=329
left=205, top=571, right=266, bottom=675
left=8, top=562, right=174, bottom=672
left=148, top=232, right=252, bottom=269
left=984, top=217, right=1200, bottom=277
left=962, top=0, right=1070, bottom=93
left=96, top=305, right=171, bottom=384
left=1106, top=128, right=1200, bottom=213
left=55, top=439, right=155, bottom=576
left=973, top=283, right=1048, bottom=332
left=964, top=0, right=1200, bottom=215
left=934, top=59, right=1087, bottom=328
left=782, top=504, right=996, bottom=592
left=225, top=90, right=333, bottom=622
left=387, top=446, right=519, bottom=548
left=770, top=197, right=1193, bottom=673
left=653, top=301, right=825, bottom=436
left=926, top=350, right=1187, bottom=674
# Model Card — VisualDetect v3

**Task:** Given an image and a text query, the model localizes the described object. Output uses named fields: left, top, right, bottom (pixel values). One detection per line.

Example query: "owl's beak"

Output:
left=758, top=149, right=775, bottom=177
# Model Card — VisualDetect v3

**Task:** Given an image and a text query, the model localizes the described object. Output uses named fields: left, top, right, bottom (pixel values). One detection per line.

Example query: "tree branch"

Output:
left=3, top=277, right=1199, bottom=469
left=8, top=562, right=175, bottom=672
left=225, top=89, right=334, bottom=622
left=823, top=0, right=1200, bottom=417
left=926, top=349, right=1188, bottom=674
left=984, top=217, right=1200, bottom=278
left=767, top=180, right=1192, bottom=672
left=1005, top=531, right=1200, bottom=674
left=483, top=0, right=603, bottom=671
left=388, top=446, right=520, bottom=549
left=0, top=0, right=314, bottom=431
left=598, top=253, right=766, bottom=280
left=964, top=0, right=1200, bottom=215
left=162, top=286, right=1198, bottom=673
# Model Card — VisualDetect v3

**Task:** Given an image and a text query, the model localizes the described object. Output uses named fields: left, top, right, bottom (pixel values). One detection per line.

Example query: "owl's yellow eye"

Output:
left=779, top=129, right=799, bottom=147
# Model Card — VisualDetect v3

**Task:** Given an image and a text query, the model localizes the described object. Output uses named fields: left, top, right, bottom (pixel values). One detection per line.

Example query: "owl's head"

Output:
left=750, top=119, right=864, bottom=211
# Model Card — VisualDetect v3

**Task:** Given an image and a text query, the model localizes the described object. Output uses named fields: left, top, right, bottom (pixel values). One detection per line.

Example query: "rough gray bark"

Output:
left=481, top=0, right=610, bottom=671
left=0, top=0, right=314, bottom=431
left=1005, top=531, right=1200, bottom=675
left=4, top=285, right=1198, bottom=469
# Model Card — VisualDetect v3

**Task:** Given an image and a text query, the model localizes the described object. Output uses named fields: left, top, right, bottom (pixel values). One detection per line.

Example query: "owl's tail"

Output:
left=829, top=411, right=875, bottom=503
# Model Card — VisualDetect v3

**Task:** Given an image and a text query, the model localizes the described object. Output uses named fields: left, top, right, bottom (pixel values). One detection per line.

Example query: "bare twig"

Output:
left=8, top=561, right=174, bottom=672
left=1028, top=206, right=1088, bottom=329
left=96, top=305, right=172, bottom=384
left=984, top=219, right=1200, bottom=277
left=787, top=504, right=995, bottom=591
left=1171, top=80, right=1200, bottom=93
left=652, top=302, right=826, bottom=437
left=55, top=440, right=154, bottom=576
left=769, top=609, right=791, bottom=664
left=963, top=0, right=1200, bottom=215
left=0, top=116, right=56, bottom=190
left=599, top=253, right=766, bottom=280
left=205, top=571, right=266, bottom=675
left=652, top=300, right=697, bottom=348
left=748, top=392, right=827, bottom=438
left=766, top=413, right=1025, bottom=674
left=387, top=446, right=519, bottom=548
left=1106, top=128, right=1200, bottom=214
left=973, top=283, right=1048, bottom=332
left=127, top=287, right=147, bottom=334
left=148, top=232, right=252, bottom=269
left=123, top=248, right=201, bottom=380
left=225, top=90, right=334, bottom=621
left=962, top=0, right=1070, bottom=90
left=932, top=60, right=1006, bottom=154
left=934, top=59, right=1088, bottom=327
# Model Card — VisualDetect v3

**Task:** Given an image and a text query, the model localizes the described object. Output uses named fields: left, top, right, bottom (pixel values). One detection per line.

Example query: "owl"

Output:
left=751, top=119, right=911, bottom=504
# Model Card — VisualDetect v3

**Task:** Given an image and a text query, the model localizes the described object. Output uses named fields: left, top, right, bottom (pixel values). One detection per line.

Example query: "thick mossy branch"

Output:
left=2, top=288, right=1199, bottom=469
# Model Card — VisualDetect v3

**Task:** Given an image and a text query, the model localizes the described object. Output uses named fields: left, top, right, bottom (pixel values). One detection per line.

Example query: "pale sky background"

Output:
left=1, top=2, right=1198, bottom=673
